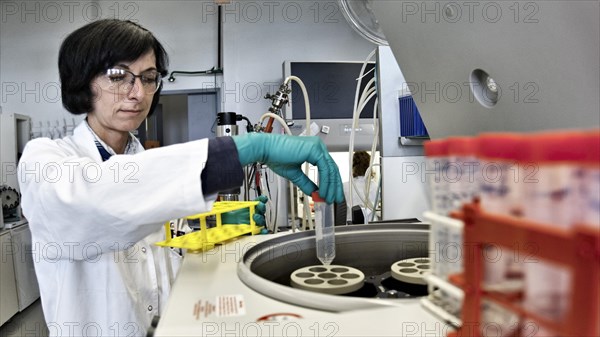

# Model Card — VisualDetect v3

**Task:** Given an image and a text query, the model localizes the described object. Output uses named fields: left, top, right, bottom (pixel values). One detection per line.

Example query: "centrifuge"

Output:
left=153, top=223, right=450, bottom=336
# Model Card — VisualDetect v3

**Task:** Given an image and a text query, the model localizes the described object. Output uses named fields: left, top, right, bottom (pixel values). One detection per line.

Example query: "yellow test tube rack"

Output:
left=155, top=201, right=261, bottom=252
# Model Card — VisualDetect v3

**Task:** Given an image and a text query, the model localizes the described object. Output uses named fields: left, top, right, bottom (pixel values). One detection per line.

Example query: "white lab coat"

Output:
left=18, top=122, right=217, bottom=337
left=343, top=176, right=379, bottom=222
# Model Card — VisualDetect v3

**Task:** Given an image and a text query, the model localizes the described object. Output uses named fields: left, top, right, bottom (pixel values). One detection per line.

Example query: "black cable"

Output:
left=168, top=6, right=223, bottom=83
left=216, top=5, right=222, bottom=114
left=246, top=165, right=255, bottom=187
left=264, top=170, right=271, bottom=196
left=214, top=72, right=218, bottom=126
left=238, top=116, right=253, bottom=132
left=210, top=118, right=217, bottom=134
left=218, top=5, right=222, bottom=70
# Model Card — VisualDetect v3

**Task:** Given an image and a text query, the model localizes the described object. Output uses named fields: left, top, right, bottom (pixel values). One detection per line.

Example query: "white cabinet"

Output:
left=0, top=230, right=19, bottom=326
left=0, top=223, right=40, bottom=327
left=1, top=112, right=31, bottom=227
left=10, top=223, right=40, bottom=311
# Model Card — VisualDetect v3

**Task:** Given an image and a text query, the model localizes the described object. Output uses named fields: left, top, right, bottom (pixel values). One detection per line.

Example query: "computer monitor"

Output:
left=283, top=61, right=380, bottom=151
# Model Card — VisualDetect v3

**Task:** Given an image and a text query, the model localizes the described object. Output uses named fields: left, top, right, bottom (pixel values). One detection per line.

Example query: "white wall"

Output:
left=220, top=1, right=377, bottom=123
left=0, top=0, right=376, bottom=130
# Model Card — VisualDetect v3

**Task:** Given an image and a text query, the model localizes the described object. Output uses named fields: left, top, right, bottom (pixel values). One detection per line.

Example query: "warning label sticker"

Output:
left=193, top=295, right=245, bottom=320
left=216, top=295, right=246, bottom=317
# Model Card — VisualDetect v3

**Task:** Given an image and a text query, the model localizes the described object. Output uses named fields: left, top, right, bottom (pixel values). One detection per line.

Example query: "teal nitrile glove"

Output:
left=221, top=195, right=268, bottom=226
left=232, top=133, right=344, bottom=204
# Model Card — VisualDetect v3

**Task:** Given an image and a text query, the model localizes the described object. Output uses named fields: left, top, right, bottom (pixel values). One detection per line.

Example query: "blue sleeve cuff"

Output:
left=201, top=137, right=244, bottom=195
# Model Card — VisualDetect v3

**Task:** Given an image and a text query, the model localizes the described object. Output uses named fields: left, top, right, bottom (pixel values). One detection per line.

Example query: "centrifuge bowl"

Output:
left=237, top=223, right=430, bottom=312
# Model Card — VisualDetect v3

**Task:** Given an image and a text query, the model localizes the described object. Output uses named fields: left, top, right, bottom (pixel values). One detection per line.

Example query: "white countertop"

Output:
left=154, top=232, right=447, bottom=337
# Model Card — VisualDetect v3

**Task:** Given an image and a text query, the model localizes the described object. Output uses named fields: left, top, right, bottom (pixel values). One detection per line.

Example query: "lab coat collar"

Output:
left=71, top=120, right=144, bottom=162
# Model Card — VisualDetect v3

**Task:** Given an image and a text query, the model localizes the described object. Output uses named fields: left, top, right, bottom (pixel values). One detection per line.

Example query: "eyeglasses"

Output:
left=102, top=68, right=162, bottom=95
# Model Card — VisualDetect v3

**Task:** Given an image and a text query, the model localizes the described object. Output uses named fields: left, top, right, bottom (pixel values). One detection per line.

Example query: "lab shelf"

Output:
left=448, top=202, right=600, bottom=337
left=155, top=201, right=260, bottom=252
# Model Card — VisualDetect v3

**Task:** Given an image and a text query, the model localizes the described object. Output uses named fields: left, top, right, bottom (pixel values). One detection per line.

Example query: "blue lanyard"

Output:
left=94, top=140, right=113, bottom=162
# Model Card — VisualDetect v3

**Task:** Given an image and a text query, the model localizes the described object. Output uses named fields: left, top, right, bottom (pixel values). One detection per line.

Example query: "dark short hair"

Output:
left=352, top=151, right=371, bottom=178
left=58, top=19, right=168, bottom=114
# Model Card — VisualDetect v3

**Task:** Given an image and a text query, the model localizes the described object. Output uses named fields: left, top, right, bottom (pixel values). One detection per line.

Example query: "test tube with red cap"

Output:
left=580, top=130, right=600, bottom=337
left=424, top=139, right=451, bottom=215
left=520, top=131, right=588, bottom=333
left=444, top=137, right=478, bottom=276
left=477, top=133, right=526, bottom=216
left=476, top=133, right=526, bottom=294
left=424, top=139, right=451, bottom=278
left=447, top=137, right=479, bottom=211
left=581, top=130, right=600, bottom=229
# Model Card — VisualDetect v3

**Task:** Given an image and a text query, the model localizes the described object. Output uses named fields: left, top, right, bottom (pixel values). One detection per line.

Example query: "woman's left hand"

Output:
left=221, top=195, right=268, bottom=226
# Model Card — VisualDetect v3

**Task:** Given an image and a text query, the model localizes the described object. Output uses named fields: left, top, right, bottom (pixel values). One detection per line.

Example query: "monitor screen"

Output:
left=285, top=62, right=376, bottom=120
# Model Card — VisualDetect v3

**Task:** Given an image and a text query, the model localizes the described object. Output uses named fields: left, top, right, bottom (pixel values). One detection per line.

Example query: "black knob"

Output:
left=151, top=315, right=160, bottom=327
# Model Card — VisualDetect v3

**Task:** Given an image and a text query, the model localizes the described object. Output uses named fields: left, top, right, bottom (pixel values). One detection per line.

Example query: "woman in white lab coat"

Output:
left=17, top=19, right=344, bottom=337
left=343, top=151, right=379, bottom=223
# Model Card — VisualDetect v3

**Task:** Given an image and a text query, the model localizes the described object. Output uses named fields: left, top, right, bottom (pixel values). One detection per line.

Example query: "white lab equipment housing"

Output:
left=372, top=2, right=599, bottom=136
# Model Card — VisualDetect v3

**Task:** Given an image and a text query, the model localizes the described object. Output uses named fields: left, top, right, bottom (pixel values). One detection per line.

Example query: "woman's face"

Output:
left=88, top=51, right=157, bottom=134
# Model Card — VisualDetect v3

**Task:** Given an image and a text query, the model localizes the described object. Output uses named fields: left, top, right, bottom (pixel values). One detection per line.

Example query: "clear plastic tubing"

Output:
left=312, top=191, right=335, bottom=265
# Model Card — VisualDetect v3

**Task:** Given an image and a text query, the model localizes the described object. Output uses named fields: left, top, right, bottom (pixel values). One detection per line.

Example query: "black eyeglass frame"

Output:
left=103, top=68, right=163, bottom=95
